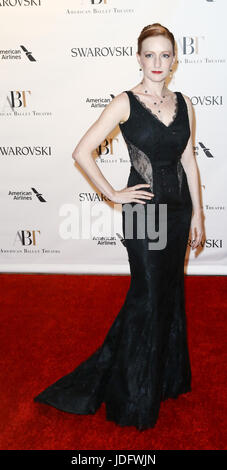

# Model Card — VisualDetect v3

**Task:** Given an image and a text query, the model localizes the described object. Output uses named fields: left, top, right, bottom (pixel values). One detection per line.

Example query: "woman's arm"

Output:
left=72, top=92, right=154, bottom=205
left=180, top=94, right=204, bottom=249
left=180, top=94, right=202, bottom=214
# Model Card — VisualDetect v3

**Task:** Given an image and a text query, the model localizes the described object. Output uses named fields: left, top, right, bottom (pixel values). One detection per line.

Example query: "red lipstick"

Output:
left=152, top=71, right=162, bottom=74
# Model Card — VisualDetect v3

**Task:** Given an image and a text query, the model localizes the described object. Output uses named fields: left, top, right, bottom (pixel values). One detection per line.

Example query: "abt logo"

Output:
left=14, top=230, right=40, bottom=246
left=179, top=36, right=205, bottom=54
left=95, top=136, right=119, bottom=157
left=8, top=90, right=31, bottom=109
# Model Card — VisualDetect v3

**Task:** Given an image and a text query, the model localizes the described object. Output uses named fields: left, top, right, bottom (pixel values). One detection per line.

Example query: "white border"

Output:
left=0, top=264, right=226, bottom=275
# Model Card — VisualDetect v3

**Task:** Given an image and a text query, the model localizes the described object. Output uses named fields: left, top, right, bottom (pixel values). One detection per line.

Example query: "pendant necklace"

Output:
left=140, top=81, right=169, bottom=115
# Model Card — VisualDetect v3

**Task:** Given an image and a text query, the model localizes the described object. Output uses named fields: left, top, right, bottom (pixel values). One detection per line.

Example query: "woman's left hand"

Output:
left=191, top=210, right=204, bottom=250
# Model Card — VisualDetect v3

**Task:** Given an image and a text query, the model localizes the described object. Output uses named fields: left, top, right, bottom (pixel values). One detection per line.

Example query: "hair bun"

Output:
left=141, top=23, right=162, bottom=34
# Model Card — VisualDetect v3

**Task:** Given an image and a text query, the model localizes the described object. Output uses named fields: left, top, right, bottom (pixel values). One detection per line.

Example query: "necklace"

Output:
left=140, top=82, right=169, bottom=115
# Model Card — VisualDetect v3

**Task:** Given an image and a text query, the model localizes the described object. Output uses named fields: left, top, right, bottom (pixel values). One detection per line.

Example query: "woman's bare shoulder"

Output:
left=180, top=92, right=191, bottom=106
left=111, top=91, right=131, bottom=123
left=180, top=92, right=194, bottom=126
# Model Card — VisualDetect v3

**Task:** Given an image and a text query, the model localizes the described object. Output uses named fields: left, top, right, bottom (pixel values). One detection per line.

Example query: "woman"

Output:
left=34, top=23, right=204, bottom=430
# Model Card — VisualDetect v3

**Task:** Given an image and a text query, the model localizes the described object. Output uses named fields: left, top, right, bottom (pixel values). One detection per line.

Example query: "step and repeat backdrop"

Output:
left=0, top=0, right=226, bottom=274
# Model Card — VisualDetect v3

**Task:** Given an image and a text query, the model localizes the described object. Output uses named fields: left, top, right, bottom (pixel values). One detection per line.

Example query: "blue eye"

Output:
left=145, top=53, right=170, bottom=58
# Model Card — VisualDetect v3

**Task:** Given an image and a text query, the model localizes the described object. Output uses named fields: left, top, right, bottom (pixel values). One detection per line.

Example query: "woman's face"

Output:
left=137, top=35, right=175, bottom=82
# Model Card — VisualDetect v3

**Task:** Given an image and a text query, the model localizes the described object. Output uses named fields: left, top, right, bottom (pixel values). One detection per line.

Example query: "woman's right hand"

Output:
left=111, top=184, right=155, bottom=204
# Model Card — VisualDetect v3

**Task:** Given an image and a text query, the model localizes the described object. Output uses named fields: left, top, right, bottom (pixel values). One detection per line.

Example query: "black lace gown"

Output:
left=34, top=90, right=193, bottom=431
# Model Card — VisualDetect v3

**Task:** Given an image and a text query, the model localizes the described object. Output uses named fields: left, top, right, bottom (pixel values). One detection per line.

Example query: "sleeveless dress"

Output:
left=34, top=90, right=193, bottom=431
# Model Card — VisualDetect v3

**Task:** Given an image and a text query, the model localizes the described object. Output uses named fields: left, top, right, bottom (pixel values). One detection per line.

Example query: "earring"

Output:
left=169, top=68, right=173, bottom=78
left=139, top=68, right=142, bottom=71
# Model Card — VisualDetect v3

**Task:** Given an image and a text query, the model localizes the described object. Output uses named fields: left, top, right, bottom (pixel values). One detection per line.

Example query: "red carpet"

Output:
left=0, top=273, right=226, bottom=450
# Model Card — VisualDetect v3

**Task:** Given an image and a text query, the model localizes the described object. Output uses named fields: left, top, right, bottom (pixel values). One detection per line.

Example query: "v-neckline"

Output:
left=129, top=90, right=179, bottom=129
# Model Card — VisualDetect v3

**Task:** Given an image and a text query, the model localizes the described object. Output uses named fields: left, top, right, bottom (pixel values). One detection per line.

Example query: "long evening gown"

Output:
left=34, top=89, right=193, bottom=431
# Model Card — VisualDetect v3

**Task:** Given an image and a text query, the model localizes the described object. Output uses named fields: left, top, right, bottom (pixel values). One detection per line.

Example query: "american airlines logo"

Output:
left=20, top=45, right=36, bottom=61
left=194, top=142, right=214, bottom=159
left=198, top=142, right=214, bottom=158
left=0, top=45, right=36, bottom=61
left=8, top=188, right=47, bottom=202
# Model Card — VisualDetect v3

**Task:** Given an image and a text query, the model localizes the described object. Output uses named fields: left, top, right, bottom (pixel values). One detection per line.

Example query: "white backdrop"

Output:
left=0, top=0, right=226, bottom=274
